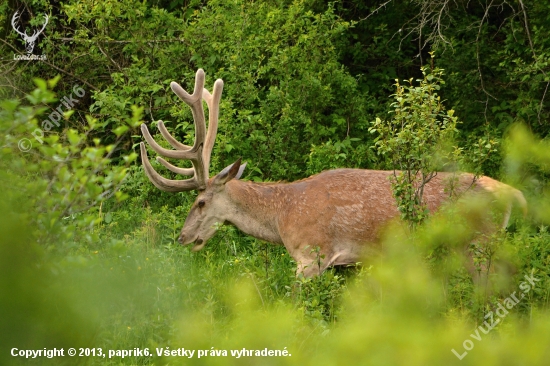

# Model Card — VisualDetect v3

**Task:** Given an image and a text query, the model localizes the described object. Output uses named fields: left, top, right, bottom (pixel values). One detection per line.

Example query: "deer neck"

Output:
left=224, top=180, right=286, bottom=244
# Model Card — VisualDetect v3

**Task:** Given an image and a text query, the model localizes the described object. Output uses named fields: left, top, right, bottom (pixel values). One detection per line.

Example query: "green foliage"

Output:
left=306, top=137, right=371, bottom=175
left=1, top=0, right=371, bottom=181
left=430, top=0, right=550, bottom=137
left=504, top=124, right=550, bottom=224
left=0, top=196, right=95, bottom=366
left=460, top=132, right=500, bottom=178
left=2, top=0, right=549, bottom=179
left=179, top=0, right=370, bottom=180
left=370, top=62, right=460, bottom=225
left=0, top=78, right=136, bottom=251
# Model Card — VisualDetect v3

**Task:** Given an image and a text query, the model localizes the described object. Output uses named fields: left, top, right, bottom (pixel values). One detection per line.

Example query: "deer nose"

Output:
left=177, top=233, right=184, bottom=244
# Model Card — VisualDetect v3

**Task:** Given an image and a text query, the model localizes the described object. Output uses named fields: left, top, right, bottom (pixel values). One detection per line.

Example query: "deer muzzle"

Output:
left=178, top=233, right=206, bottom=251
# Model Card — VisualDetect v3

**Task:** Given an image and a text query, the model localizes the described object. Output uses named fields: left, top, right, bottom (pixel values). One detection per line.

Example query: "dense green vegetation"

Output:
left=1, top=0, right=550, bottom=365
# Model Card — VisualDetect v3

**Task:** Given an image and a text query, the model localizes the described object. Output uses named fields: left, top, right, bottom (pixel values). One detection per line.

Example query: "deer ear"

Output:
left=235, top=162, right=247, bottom=179
left=214, top=158, right=244, bottom=185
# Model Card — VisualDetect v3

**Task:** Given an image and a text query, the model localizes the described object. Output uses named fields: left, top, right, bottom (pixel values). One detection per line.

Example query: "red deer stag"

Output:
left=140, top=69, right=527, bottom=277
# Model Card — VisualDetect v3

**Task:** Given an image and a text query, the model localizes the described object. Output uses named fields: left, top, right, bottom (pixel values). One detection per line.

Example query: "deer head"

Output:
left=11, top=11, right=49, bottom=54
left=140, top=69, right=246, bottom=251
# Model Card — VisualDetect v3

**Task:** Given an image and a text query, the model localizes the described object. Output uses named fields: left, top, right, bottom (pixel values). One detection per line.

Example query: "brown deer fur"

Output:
left=177, top=164, right=526, bottom=277
left=141, top=69, right=527, bottom=278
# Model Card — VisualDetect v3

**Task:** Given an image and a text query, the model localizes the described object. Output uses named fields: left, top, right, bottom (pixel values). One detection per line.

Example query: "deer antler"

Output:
left=11, top=11, right=27, bottom=38
left=140, top=69, right=223, bottom=192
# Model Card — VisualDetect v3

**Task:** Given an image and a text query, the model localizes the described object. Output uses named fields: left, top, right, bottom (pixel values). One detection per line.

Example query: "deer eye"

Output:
left=198, top=200, right=205, bottom=208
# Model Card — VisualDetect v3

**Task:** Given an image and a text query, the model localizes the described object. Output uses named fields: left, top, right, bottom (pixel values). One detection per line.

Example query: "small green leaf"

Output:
left=113, top=125, right=129, bottom=137
left=33, top=78, right=48, bottom=91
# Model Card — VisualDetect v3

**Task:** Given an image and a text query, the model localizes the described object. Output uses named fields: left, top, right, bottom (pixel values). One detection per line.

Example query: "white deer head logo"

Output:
left=11, top=11, right=49, bottom=54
